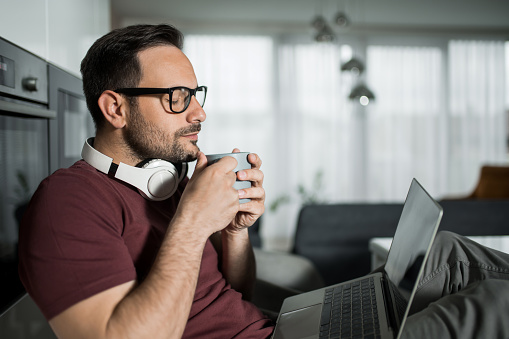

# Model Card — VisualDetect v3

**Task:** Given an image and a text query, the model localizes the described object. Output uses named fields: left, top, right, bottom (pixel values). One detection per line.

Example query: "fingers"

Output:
left=225, top=150, right=263, bottom=187
left=192, top=151, right=236, bottom=181
left=229, top=149, right=261, bottom=169
left=237, top=186, right=265, bottom=202
left=247, top=152, right=261, bottom=169
left=238, top=187, right=265, bottom=215
left=208, top=155, right=238, bottom=174
left=237, top=167, right=264, bottom=187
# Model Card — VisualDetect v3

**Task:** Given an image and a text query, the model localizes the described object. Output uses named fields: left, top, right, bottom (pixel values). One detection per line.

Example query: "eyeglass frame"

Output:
left=114, top=86, right=207, bottom=113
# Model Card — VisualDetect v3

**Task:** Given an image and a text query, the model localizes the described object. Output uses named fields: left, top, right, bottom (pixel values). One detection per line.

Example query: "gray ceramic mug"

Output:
left=205, top=152, right=251, bottom=203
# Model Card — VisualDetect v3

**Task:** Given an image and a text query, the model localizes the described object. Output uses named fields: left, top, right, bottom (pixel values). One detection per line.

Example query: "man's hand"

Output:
left=174, top=151, right=241, bottom=238
left=227, top=148, right=265, bottom=233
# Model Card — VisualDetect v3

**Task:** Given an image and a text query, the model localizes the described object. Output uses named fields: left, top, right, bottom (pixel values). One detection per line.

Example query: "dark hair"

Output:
left=80, top=24, right=184, bottom=130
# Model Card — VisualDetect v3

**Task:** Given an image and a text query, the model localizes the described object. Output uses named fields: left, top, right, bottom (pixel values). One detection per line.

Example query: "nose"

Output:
left=186, top=95, right=206, bottom=123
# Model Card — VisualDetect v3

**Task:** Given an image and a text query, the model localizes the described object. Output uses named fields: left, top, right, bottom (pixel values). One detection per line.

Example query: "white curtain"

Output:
left=448, top=40, right=507, bottom=194
left=366, top=46, right=446, bottom=200
left=270, top=42, right=355, bottom=248
left=184, top=36, right=507, bottom=251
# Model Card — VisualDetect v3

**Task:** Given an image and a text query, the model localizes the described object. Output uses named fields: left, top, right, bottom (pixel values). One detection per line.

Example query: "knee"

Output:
left=433, top=231, right=462, bottom=250
left=435, top=231, right=460, bottom=242
left=427, top=231, right=471, bottom=270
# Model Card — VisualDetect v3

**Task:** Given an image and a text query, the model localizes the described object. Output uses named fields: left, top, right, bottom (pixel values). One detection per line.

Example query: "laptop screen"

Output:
left=384, top=179, right=443, bottom=315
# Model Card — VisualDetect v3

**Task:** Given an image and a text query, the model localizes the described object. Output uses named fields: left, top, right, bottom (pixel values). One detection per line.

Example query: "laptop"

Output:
left=272, top=178, right=443, bottom=339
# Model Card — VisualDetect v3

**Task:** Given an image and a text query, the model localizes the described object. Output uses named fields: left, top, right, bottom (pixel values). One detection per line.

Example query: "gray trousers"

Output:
left=402, top=231, right=509, bottom=339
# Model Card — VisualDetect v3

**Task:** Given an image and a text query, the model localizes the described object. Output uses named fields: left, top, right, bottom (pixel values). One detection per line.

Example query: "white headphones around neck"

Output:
left=81, top=137, right=188, bottom=201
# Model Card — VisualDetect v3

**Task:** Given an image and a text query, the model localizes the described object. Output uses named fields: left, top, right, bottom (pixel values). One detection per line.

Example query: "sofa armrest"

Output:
left=253, top=248, right=324, bottom=292
left=252, top=248, right=324, bottom=315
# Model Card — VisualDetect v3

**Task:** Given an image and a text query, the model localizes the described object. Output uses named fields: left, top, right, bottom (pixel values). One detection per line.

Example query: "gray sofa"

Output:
left=292, top=200, right=509, bottom=285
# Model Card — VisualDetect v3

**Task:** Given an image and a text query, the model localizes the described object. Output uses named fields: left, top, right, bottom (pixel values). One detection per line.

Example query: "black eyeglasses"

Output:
left=114, top=86, right=207, bottom=113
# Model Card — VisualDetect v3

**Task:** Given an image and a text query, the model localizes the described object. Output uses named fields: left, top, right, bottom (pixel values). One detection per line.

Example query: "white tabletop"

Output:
left=369, top=235, right=509, bottom=270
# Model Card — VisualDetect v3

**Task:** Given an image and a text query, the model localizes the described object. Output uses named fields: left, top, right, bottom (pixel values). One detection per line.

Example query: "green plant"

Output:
left=14, top=170, right=31, bottom=203
left=269, top=169, right=326, bottom=213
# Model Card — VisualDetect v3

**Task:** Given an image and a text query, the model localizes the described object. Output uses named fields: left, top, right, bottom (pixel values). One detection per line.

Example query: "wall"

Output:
left=0, top=0, right=111, bottom=76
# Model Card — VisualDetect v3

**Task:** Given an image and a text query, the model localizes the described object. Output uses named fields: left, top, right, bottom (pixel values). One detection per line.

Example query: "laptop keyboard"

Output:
left=319, top=277, right=381, bottom=339
left=389, top=279, right=408, bottom=321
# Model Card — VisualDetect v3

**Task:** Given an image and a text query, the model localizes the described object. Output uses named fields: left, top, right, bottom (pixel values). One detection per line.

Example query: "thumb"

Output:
left=191, top=152, right=208, bottom=177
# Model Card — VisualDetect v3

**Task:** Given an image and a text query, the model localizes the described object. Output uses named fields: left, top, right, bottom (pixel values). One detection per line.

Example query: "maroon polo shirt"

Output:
left=19, top=160, right=273, bottom=338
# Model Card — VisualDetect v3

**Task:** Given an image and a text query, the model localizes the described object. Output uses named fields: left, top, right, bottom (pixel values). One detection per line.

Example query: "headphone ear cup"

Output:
left=140, top=159, right=183, bottom=201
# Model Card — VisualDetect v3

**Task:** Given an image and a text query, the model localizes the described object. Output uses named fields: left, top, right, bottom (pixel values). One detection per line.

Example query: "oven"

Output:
left=0, top=37, right=54, bottom=318
left=0, top=36, right=92, bottom=337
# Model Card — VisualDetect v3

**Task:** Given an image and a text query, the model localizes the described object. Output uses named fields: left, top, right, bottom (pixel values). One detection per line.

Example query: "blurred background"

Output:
left=1, top=0, right=508, bottom=249
left=2, top=0, right=508, bottom=251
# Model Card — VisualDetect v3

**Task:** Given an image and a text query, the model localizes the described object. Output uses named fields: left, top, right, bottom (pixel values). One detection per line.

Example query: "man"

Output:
left=18, top=23, right=509, bottom=339
left=19, top=24, right=273, bottom=338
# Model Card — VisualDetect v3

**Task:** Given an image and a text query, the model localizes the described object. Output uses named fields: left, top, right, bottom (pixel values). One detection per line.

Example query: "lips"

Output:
left=182, top=132, right=198, bottom=140
left=177, top=123, right=201, bottom=136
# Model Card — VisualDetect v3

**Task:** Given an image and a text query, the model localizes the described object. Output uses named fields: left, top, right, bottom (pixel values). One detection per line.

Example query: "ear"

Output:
left=97, top=90, right=128, bottom=129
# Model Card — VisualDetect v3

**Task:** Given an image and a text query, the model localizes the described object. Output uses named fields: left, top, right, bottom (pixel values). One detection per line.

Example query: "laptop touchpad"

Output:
left=274, top=304, right=321, bottom=339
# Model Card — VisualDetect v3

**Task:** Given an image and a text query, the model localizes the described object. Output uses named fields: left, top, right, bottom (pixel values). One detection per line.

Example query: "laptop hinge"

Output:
left=381, top=276, right=400, bottom=333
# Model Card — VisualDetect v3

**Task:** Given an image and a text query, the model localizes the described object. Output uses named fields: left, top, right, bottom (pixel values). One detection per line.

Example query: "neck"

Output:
left=93, top=129, right=141, bottom=167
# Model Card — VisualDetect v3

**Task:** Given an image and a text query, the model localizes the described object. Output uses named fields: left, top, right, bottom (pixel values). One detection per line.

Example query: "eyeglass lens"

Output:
left=169, top=87, right=206, bottom=113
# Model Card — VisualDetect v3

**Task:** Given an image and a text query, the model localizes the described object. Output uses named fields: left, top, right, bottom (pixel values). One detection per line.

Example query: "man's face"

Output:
left=123, top=45, right=206, bottom=164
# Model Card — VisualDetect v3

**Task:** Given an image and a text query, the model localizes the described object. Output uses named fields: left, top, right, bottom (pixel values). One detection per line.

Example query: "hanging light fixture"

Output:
left=311, top=15, right=335, bottom=42
left=334, top=11, right=350, bottom=28
left=311, top=0, right=352, bottom=42
left=340, top=57, right=365, bottom=76
left=311, top=15, right=327, bottom=30
left=311, top=0, right=335, bottom=43
left=349, top=83, right=375, bottom=106
left=314, top=24, right=336, bottom=42
left=334, top=0, right=350, bottom=28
